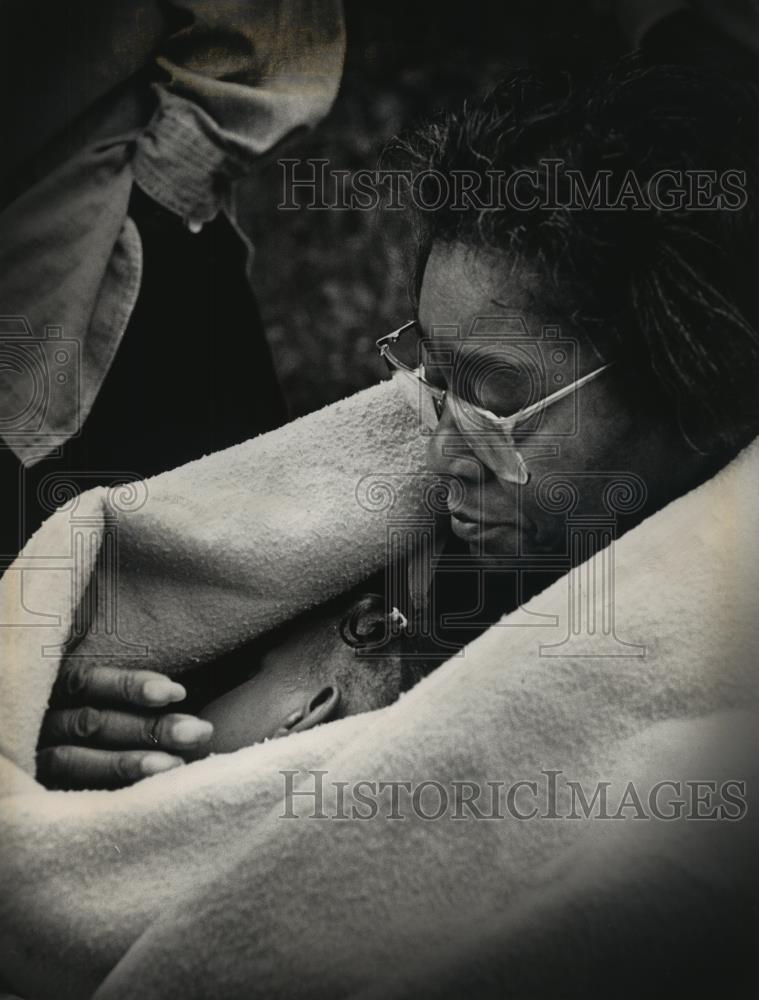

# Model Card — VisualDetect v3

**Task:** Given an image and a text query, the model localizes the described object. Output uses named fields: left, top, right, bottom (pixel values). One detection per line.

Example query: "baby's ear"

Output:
left=274, top=685, right=341, bottom=739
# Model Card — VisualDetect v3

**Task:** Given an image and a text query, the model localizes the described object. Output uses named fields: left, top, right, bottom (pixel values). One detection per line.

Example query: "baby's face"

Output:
left=198, top=599, right=404, bottom=753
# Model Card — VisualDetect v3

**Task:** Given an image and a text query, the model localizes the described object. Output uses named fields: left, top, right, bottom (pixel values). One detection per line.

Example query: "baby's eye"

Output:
left=340, top=594, right=389, bottom=650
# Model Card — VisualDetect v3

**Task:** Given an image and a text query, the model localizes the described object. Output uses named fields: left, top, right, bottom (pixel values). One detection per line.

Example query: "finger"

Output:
left=36, top=746, right=184, bottom=790
left=54, top=662, right=186, bottom=708
left=38, top=708, right=214, bottom=753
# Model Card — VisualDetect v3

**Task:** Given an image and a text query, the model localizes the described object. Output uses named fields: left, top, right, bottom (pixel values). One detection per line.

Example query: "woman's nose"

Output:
left=426, top=407, right=487, bottom=483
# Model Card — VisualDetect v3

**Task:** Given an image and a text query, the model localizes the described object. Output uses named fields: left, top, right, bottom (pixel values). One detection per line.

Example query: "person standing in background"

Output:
left=0, top=0, right=345, bottom=560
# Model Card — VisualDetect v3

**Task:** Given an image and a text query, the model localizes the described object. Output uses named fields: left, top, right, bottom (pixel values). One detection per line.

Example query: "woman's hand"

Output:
left=36, top=661, right=214, bottom=790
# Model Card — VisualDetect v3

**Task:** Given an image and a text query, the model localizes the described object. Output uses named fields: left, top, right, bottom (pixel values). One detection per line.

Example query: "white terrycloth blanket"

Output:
left=0, top=381, right=757, bottom=1000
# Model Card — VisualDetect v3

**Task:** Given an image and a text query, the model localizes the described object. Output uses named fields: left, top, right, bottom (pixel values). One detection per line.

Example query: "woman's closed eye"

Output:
left=420, top=357, right=448, bottom=392
left=455, top=361, right=533, bottom=419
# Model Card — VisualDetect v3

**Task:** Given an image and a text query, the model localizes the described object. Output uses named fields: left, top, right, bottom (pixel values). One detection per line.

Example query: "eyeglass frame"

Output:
left=376, top=319, right=612, bottom=483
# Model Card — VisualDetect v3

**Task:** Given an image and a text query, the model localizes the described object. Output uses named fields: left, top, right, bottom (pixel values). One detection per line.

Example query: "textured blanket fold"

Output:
left=0, top=380, right=756, bottom=1000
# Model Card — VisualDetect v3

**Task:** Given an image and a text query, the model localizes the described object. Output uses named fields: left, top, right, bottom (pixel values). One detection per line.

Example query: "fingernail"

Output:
left=171, top=718, right=214, bottom=746
left=143, top=678, right=186, bottom=705
left=141, top=754, right=184, bottom=776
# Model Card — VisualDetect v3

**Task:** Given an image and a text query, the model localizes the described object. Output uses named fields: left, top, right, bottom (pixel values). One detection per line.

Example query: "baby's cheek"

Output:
left=199, top=680, right=284, bottom=753
left=342, top=647, right=404, bottom=718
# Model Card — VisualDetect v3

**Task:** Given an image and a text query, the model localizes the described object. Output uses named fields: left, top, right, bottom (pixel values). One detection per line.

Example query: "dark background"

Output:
left=239, top=1, right=625, bottom=419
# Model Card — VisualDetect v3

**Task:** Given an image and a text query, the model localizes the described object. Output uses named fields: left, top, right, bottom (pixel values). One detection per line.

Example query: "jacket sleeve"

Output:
left=132, top=0, right=346, bottom=227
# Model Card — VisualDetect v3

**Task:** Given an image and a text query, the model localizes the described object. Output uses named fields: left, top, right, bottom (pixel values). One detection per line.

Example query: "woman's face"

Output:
left=419, top=243, right=704, bottom=556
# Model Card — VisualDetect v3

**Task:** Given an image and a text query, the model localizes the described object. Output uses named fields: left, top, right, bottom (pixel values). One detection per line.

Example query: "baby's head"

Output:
left=196, top=591, right=416, bottom=754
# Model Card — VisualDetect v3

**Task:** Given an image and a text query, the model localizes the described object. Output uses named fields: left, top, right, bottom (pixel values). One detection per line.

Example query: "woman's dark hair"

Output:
left=390, top=59, right=759, bottom=454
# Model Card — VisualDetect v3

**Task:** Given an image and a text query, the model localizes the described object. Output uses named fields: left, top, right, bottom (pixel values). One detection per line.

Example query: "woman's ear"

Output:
left=272, top=685, right=341, bottom=739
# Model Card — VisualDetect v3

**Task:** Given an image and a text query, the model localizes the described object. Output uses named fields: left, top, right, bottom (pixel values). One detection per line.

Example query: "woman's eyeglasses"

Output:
left=376, top=320, right=610, bottom=485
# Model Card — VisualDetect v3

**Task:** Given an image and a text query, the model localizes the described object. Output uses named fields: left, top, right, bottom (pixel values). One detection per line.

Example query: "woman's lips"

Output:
left=450, top=512, right=519, bottom=541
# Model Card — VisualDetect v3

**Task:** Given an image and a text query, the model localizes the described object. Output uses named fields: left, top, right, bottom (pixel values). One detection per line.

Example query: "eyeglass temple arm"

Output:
left=482, top=362, right=612, bottom=427
left=376, top=320, right=417, bottom=351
